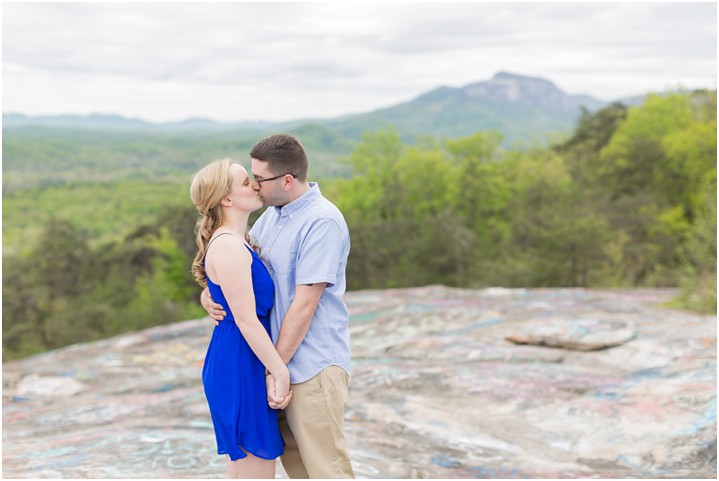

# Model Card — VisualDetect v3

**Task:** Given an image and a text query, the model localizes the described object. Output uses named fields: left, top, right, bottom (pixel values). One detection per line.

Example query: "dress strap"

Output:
left=207, top=232, right=235, bottom=250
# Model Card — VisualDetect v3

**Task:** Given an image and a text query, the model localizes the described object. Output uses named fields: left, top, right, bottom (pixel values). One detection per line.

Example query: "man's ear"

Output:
left=283, top=175, right=295, bottom=191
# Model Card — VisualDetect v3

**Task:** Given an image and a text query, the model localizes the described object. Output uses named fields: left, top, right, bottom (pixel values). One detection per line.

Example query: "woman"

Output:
left=190, top=158, right=291, bottom=479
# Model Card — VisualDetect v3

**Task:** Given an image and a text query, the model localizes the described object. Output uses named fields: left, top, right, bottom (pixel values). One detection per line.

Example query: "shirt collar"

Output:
left=273, top=182, right=321, bottom=217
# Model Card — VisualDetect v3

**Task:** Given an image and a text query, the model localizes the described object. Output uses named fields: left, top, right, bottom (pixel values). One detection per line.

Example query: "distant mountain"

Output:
left=615, top=94, right=650, bottom=107
left=3, top=72, right=641, bottom=145
left=2, top=113, right=152, bottom=129
left=450, top=71, right=605, bottom=111
left=161, top=117, right=275, bottom=130
left=320, top=71, right=607, bottom=144
left=2, top=113, right=274, bottom=131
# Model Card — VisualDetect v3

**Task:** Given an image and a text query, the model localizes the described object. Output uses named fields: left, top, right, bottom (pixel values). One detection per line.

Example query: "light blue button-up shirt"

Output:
left=250, top=183, right=351, bottom=384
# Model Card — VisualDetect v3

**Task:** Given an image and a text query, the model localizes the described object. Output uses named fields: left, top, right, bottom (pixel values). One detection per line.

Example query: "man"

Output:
left=201, top=133, right=355, bottom=479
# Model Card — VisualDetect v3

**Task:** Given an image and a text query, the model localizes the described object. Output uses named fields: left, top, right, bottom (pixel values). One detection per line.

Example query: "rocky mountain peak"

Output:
left=462, top=71, right=578, bottom=110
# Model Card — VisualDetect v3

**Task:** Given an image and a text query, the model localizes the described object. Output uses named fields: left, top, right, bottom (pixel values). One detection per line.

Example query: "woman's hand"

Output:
left=266, top=373, right=293, bottom=410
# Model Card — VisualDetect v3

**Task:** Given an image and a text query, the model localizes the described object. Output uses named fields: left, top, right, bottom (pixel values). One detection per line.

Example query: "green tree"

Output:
left=3, top=220, right=90, bottom=358
left=337, top=130, right=477, bottom=288
left=443, top=131, right=510, bottom=284
left=598, top=91, right=717, bottom=286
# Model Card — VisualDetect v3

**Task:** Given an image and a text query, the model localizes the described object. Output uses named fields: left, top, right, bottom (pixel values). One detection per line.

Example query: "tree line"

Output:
left=2, top=124, right=352, bottom=192
left=3, top=90, right=715, bottom=360
left=332, top=91, right=715, bottom=308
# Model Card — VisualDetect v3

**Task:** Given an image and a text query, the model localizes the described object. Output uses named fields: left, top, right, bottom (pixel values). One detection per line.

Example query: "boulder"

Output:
left=15, top=373, right=87, bottom=397
left=505, top=318, right=636, bottom=350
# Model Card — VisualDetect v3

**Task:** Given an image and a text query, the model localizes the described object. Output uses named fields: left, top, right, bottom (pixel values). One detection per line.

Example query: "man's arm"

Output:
left=274, top=283, right=326, bottom=364
left=200, top=287, right=227, bottom=323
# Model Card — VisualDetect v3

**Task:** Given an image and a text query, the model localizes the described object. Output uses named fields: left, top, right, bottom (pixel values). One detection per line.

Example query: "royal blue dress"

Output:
left=202, top=242, right=283, bottom=461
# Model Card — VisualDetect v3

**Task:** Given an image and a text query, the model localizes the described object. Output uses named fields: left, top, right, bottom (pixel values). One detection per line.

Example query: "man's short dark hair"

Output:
left=250, top=133, right=308, bottom=182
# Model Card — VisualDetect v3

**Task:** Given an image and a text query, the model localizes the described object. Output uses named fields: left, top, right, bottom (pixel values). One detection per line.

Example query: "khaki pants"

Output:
left=278, top=365, right=355, bottom=479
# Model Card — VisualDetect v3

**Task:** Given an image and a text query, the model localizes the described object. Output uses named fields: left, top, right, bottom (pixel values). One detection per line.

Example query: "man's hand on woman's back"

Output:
left=201, top=287, right=227, bottom=325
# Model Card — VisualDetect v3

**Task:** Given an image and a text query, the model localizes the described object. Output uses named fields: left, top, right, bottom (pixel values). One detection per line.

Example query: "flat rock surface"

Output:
left=3, top=287, right=716, bottom=478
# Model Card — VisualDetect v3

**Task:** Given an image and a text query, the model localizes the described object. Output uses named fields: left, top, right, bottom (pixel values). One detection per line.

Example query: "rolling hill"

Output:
left=4, top=72, right=614, bottom=147
left=3, top=71, right=654, bottom=191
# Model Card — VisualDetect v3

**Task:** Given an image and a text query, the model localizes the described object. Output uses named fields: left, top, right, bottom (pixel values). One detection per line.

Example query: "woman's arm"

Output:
left=206, top=235, right=290, bottom=398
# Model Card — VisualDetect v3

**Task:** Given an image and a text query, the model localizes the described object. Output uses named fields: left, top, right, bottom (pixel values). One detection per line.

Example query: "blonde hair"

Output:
left=189, top=158, right=257, bottom=287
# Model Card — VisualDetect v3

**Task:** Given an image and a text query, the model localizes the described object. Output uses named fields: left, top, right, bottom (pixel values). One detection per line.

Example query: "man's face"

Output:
left=251, top=158, right=287, bottom=207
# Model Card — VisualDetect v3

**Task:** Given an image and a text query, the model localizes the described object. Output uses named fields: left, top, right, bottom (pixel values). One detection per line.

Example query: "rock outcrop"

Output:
left=505, top=318, right=636, bottom=350
left=3, top=287, right=716, bottom=478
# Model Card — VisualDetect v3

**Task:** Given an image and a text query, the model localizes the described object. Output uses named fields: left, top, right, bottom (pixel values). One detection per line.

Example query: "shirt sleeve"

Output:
left=295, top=218, right=346, bottom=287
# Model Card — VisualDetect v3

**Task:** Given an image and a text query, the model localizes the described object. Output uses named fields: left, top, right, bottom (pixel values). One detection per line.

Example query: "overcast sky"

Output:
left=3, top=2, right=717, bottom=123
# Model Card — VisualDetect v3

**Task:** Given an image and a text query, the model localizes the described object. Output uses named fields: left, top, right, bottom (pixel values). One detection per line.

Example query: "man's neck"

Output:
left=285, top=181, right=311, bottom=204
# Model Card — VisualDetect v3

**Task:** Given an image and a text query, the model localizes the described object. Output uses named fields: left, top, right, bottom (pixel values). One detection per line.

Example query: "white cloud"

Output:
left=2, top=2, right=716, bottom=122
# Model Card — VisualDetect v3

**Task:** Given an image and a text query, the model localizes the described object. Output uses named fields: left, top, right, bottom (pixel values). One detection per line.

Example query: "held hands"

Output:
left=266, top=373, right=293, bottom=410
left=201, top=288, right=227, bottom=326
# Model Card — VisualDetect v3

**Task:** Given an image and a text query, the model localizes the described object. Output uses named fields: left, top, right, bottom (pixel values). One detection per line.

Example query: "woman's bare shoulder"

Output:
left=205, top=233, right=251, bottom=272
